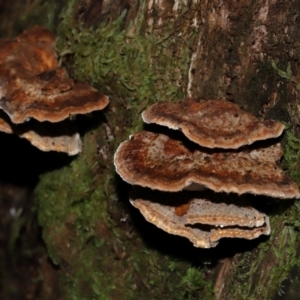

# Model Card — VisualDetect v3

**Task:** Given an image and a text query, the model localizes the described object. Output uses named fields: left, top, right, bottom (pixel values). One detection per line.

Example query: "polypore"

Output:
left=0, top=26, right=109, bottom=155
left=115, top=131, right=298, bottom=198
left=130, top=196, right=270, bottom=248
left=142, top=99, right=285, bottom=149
left=114, top=98, right=299, bottom=248
left=0, top=111, right=81, bottom=155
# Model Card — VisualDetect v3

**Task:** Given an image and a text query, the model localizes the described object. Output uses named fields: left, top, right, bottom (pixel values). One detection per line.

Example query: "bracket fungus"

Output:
left=142, top=99, right=285, bottom=149
left=130, top=196, right=270, bottom=248
left=115, top=131, right=298, bottom=198
left=114, top=98, right=300, bottom=248
left=0, top=111, right=81, bottom=155
left=0, top=26, right=109, bottom=155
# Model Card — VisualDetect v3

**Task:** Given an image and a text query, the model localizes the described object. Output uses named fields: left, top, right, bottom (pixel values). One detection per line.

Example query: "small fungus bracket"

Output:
left=130, top=197, right=270, bottom=248
left=0, top=110, right=81, bottom=155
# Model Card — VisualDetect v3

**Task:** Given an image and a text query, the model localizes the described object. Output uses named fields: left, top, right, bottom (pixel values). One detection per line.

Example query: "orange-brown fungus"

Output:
left=0, top=26, right=109, bottom=124
left=0, top=26, right=57, bottom=75
left=115, top=98, right=299, bottom=247
left=174, top=201, right=192, bottom=216
left=130, top=197, right=270, bottom=248
left=142, top=98, right=285, bottom=149
left=114, top=131, right=299, bottom=198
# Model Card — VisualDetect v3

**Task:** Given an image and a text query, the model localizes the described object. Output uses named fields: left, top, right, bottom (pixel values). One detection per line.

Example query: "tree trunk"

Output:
left=1, top=1, right=300, bottom=299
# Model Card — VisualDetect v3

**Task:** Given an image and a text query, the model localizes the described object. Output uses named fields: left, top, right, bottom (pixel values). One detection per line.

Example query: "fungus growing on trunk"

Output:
left=0, top=67, right=109, bottom=124
left=114, top=99, right=299, bottom=248
left=115, top=131, right=298, bottom=198
left=142, top=98, right=284, bottom=149
left=0, top=111, right=81, bottom=155
left=130, top=197, right=270, bottom=248
left=0, top=26, right=109, bottom=155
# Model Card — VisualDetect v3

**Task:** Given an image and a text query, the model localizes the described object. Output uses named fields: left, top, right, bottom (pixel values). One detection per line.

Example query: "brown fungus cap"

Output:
left=0, top=26, right=57, bottom=74
left=142, top=99, right=285, bottom=149
left=0, top=27, right=109, bottom=124
left=16, top=26, right=56, bottom=44
left=0, top=40, right=20, bottom=64
left=0, top=67, right=109, bottom=124
left=130, top=197, right=270, bottom=248
left=114, top=131, right=300, bottom=198
left=0, top=111, right=81, bottom=155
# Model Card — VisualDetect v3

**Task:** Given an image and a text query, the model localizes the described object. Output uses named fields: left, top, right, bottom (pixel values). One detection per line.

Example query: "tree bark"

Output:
left=1, top=1, right=300, bottom=299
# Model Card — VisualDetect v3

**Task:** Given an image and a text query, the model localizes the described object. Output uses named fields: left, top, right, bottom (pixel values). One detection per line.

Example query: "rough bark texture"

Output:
left=1, top=1, right=300, bottom=299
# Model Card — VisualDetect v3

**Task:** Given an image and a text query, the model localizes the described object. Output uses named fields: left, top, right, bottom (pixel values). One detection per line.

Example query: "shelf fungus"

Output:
left=114, top=98, right=300, bottom=248
left=0, top=26, right=109, bottom=155
left=115, top=131, right=298, bottom=198
left=142, top=98, right=285, bottom=149
left=130, top=196, right=270, bottom=248
left=0, top=111, right=81, bottom=155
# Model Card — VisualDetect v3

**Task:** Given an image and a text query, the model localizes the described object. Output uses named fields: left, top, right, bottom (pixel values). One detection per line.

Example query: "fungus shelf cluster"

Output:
left=114, top=98, right=300, bottom=248
left=0, top=26, right=109, bottom=155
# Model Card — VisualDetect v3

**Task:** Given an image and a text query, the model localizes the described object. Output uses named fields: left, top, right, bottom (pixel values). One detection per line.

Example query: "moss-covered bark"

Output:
left=36, top=1, right=215, bottom=299
left=2, top=0, right=300, bottom=299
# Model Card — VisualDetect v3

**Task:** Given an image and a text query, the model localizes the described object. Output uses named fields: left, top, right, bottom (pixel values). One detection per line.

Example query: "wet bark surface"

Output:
left=1, top=1, right=300, bottom=299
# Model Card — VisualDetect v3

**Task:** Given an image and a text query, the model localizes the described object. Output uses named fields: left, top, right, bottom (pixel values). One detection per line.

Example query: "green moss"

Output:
left=271, top=60, right=300, bottom=92
left=55, top=1, right=196, bottom=134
